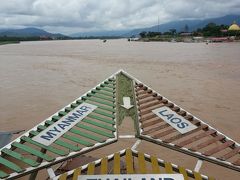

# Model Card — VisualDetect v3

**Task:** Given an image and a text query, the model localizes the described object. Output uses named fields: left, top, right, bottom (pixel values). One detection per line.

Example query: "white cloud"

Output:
left=0, top=0, right=239, bottom=35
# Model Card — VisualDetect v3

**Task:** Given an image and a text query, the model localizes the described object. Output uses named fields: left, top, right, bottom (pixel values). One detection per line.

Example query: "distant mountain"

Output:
left=124, top=14, right=240, bottom=37
left=70, top=14, right=240, bottom=37
left=0, top=27, right=67, bottom=37
left=70, top=30, right=130, bottom=37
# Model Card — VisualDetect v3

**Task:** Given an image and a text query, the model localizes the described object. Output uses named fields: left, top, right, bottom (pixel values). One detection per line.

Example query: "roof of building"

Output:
left=228, top=23, right=240, bottom=31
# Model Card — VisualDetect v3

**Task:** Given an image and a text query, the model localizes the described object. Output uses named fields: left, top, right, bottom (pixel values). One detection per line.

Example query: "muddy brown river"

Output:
left=0, top=39, right=239, bottom=179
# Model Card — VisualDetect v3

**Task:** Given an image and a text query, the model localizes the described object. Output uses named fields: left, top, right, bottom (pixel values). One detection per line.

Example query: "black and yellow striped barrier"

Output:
left=56, top=149, right=215, bottom=180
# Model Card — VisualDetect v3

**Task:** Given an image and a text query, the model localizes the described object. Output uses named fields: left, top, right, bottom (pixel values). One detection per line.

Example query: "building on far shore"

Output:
left=227, top=21, right=240, bottom=40
left=228, top=22, right=240, bottom=31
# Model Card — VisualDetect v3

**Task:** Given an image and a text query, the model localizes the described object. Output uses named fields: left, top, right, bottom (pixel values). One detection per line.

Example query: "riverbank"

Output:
left=138, top=36, right=240, bottom=43
left=0, top=41, right=20, bottom=45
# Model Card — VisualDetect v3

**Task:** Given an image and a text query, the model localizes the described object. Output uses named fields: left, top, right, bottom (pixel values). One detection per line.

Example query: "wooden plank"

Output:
left=151, top=156, right=160, bottom=174
left=138, top=93, right=154, bottom=100
left=21, top=136, right=67, bottom=156
left=101, top=83, right=115, bottom=89
left=0, top=156, right=23, bottom=172
left=165, top=103, right=174, bottom=108
left=138, top=96, right=156, bottom=104
left=58, top=111, right=67, bottom=116
left=96, top=86, right=114, bottom=93
left=77, top=99, right=115, bottom=113
left=141, top=114, right=157, bottom=122
left=136, top=83, right=145, bottom=88
left=104, top=82, right=115, bottom=88
left=71, top=103, right=79, bottom=108
left=203, top=140, right=235, bottom=156
left=137, top=88, right=151, bottom=93
left=88, top=114, right=115, bottom=124
left=2, top=148, right=39, bottom=167
left=135, top=83, right=146, bottom=89
left=138, top=152, right=147, bottom=174
left=107, top=78, right=115, bottom=82
left=65, top=107, right=73, bottom=112
left=175, top=129, right=216, bottom=147
left=87, top=93, right=114, bottom=103
left=52, top=115, right=61, bottom=121
left=178, top=166, right=189, bottom=180
left=87, top=163, right=95, bottom=175
left=83, top=118, right=116, bottom=131
left=105, top=80, right=115, bottom=84
left=76, top=123, right=114, bottom=138
left=193, top=172, right=203, bottom=180
left=94, top=109, right=115, bottom=118
left=100, top=84, right=114, bottom=90
left=113, top=152, right=121, bottom=174
left=138, top=98, right=158, bottom=106
left=93, top=103, right=115, bottom=113
left=72, top=167, right=81, bottom=180
left=0, top=171, right=9, bottom=179
left=135, top=85, right=145, bottom=89
left=190, top=135, right=225, bottom=151
left=137, top=90, right=148, bottom=95
left=100, top=157, right=108, bottom=174
left=141, top=119, right=163, bottom=128
left=233, top=159, right=240, bottom=166
left=69, top=128, right=104, bottom=143
left=93, top=93, right=114, bottom=102
left=82, top=96, right=114, bottom=107
left=63, top=134, right=93, bottom=147
left=164, top=162, right=173, bottom=173
left=105, top=79, right=115, bottom=83
left=125, top=149, right=134, bottom=174
left=178, top=110, right=186, bottom=116
left=142, top=123, right=169, bottom=135
left=171, top=106, right=180, bottom=112
left=12, top=142, right=55, bottom=162
left=163, top=124, right=208, bottom=143
left=59, top=173, right=67, bottom=180
left=185, top=115, right=194, bottom=121
left=53, top=139, right=81, bottom=152
left=140, top=101, right=160, bottom=109
left=218, top=146, right=240, bottom=161
left=208, top=177, right=215, bottom=180
left=153, top=128, right=176, bottom=139
left=92, top=89, right=114, bottom=98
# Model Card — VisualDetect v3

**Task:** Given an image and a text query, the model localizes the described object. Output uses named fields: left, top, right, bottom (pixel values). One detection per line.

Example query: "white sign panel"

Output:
left=152, top=106, right=197, bottom=134
left=33, top=103, right=97, bottom=146
left=78, top=174, right=184, bottom=180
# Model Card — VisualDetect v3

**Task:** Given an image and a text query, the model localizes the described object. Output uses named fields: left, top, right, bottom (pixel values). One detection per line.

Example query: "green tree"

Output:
left=202, top=23, right=221, bottom=36
left=169, top=29, right=176, bottom=35
left=184, top=24, right=189, bottom=32
left=139, top=31, right=147, bottom=38
left=147, top=31, right=161, bottom=37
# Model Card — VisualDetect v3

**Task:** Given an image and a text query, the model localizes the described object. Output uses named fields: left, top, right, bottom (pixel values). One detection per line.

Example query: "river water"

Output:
left=0, top=39, right=240, bottom=179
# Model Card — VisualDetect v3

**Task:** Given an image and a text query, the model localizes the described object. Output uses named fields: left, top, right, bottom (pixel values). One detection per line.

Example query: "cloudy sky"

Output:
left=0, top=0, right=240, bottom=35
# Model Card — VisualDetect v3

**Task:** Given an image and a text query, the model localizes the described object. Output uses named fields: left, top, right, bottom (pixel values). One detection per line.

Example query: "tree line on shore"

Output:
left=0, top=35, right=123, bottom=45
left=139, top=23, right=239, bottom=39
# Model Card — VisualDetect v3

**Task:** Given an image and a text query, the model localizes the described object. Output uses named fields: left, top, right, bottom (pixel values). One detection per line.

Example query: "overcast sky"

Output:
left=0, top=0, right=240, bottom=35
